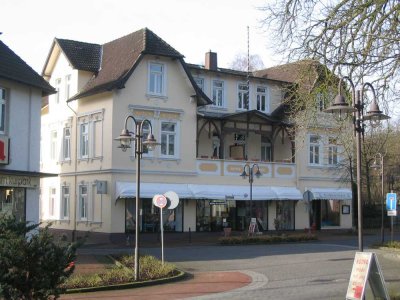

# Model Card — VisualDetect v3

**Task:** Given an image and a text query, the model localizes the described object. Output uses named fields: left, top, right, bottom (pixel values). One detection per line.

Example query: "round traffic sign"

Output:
left=153, top=194, right=167, bottom=208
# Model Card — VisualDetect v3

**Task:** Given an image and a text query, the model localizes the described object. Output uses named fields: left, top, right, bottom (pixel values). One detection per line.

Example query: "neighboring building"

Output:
left=40, top=28, right=352, bottom=243
left=0, top=40, right=56, bottom=224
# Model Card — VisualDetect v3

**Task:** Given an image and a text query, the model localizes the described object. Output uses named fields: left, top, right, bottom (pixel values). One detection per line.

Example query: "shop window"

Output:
left=0, top=188, right=25, bottom=221
left=321, top=200, right=340, bottom=226
left=276, top=200, right=295, bottom=230
left=196, top=200, right=211, bottom=232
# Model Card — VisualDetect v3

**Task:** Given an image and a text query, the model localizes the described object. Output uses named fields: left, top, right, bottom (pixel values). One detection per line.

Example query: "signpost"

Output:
left=153, top=194, right=167, bottom=264
left=346, top=252, right=389, bottom=300
left=386, top=192, right=397, bottom=242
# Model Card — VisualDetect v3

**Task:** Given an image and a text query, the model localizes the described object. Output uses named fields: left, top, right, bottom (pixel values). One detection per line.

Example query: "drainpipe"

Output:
left=66, top=101, right=78, bottom=242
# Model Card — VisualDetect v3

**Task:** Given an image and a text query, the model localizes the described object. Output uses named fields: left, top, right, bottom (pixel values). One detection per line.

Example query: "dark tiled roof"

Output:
left=0, top=40, right=55, bottom=96
left=56, top=39, right=101, bottom=72
left=69, top=28, right=184, bottom=100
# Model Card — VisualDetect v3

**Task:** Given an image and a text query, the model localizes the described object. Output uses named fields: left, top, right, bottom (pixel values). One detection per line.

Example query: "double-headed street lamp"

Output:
left=241, top=164, right=262, bottom=223
left=371, top=152, right=385, bottom=244
left=115, top=115, right=159, bottom=281
left=324, top=76, right=390, bottom=252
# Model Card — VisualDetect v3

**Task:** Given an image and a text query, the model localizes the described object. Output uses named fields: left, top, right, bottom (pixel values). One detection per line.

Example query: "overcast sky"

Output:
left=2, top=0, right=279, bottom=74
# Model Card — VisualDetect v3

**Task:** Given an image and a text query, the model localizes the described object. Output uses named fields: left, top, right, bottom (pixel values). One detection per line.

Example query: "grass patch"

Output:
left=382, top=241, right=400, bottom=249
left=61, top=254, right=177, bottom=290
left=219, top=233, right=317, bottom=245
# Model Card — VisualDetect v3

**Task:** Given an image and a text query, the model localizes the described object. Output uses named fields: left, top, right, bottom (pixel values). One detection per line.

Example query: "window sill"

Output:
left=208, top=106, right=227, bottom=111
left=146, top=93, right=168, bottom=100
left=159, top=157, right=181, bottom=162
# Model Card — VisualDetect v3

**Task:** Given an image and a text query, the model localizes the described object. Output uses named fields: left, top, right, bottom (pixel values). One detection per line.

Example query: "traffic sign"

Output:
left=386, top=193, right=397, bottom=216
left=152, top=194, right=167, bottom=208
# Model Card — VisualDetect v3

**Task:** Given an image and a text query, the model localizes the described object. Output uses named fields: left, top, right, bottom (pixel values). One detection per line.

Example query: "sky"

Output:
left=1, top=0, right=279, bottom=74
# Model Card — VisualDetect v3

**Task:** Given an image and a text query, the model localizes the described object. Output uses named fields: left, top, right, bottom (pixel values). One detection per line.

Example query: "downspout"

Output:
left=67, top=100, right=78, bottom=242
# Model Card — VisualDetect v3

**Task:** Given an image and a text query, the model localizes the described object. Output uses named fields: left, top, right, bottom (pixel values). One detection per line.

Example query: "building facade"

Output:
left=40, top=28, right=352, bottom=242
left=0, top=40, right=55, bottom=224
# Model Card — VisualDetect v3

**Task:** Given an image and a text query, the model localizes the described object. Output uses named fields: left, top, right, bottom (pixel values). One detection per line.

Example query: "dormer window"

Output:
left=148, top=62, right=165, bottom=96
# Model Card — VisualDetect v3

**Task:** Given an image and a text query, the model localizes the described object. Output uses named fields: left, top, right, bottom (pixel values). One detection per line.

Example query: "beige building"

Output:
left=40, top=28, right=352, bottom=243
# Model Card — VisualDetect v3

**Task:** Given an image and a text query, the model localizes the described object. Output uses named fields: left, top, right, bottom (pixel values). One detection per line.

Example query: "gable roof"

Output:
left=55, top=39, right=102, bottom=72
left=0, top=40, right=55, bottom=96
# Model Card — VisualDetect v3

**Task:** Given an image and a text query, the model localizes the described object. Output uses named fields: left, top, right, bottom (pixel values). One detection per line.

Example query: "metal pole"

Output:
left=160, top=207, right=164, bottom=264
left=391, top=189, right=394, bottom=243
left=249, top=167, right=253, bottom=221
left=134, top=123, right=141, bottom=281
left=356, top=90, right=363, bottom=252
left=381, top=155, right=384, bottom=244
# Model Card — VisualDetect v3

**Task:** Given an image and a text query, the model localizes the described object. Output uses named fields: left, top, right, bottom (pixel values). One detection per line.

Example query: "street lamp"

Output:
left=371, top=153, right=385, bottom=244
left=324, top=76, right=390, bottom=252
left=115, top=115, right=159, bottom=281
left=241, top=164, right=262, bottom=223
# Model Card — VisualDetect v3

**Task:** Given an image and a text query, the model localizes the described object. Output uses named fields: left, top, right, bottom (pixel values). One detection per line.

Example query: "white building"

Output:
left=40, top=28, right=352, bottom=243
left=0, top=39, right=55, bottom=224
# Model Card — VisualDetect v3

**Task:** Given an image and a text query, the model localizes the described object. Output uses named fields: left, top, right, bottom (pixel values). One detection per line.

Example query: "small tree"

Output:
left=0, top=215, right=77, bottom=299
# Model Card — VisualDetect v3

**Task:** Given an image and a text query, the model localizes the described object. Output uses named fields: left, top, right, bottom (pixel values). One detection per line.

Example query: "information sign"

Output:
left=386, top=193, right=397, bottom=216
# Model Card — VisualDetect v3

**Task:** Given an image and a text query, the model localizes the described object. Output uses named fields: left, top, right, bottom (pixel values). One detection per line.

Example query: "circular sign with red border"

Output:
left=153, top=194, right=167, bottom=208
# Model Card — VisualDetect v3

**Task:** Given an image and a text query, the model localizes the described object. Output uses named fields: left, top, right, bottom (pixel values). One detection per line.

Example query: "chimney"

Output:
left=205, top=51, right=217, bottom=70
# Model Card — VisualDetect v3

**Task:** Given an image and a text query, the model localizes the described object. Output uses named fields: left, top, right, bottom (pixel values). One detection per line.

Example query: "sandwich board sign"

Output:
left=346, top=252, right=389, bottom=300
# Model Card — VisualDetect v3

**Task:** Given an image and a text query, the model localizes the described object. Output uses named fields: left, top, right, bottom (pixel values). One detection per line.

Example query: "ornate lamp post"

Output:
left=371, top=153, right=385, bottom=244
left=241, top=164, right=261, bottom=223
left=324, top=76, right=390, bottom=252
left=115, top=115, right=159, bottom=281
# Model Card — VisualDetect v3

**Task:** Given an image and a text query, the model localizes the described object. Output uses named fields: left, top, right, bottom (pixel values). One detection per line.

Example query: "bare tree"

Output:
left=229, top=52, right=265, bottom=71
left=259, top=0, right=400, bottom=108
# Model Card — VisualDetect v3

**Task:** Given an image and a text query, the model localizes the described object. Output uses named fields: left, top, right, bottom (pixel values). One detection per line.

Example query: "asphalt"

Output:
left=61, top=229, right=399, bottom=300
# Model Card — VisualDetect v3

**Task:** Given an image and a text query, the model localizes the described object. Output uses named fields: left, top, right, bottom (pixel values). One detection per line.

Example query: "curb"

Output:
left=64, top=268, right=187, bottom=294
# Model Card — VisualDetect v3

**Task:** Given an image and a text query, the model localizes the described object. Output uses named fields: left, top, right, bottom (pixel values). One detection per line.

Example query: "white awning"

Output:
left=115, top=181, right=303, bottom=202
left=271, top=187, right=303, bottom=200
left=115, top=182, right=193, bottom=200
left=308, top=188, right=352, bottom=200
left=188, top=184, right=278, bottom=200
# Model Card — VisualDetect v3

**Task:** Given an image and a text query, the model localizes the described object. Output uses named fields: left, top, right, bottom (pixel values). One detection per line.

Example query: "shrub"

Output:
left=0, top=215, right=78, bottom=299
left=219, top=233, right=317, bottom=245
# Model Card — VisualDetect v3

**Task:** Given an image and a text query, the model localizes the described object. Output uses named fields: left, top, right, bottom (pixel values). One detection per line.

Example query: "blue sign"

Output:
left=386, top=193, right=397, bottom=211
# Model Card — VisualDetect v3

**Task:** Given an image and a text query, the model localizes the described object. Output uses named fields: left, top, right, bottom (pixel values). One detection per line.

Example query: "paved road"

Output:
left=78, top=234, right=400, bottom=299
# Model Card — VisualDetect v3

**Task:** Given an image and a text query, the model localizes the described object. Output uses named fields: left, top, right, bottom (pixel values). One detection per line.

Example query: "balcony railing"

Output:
left=196, top=157, right=296, bottom=179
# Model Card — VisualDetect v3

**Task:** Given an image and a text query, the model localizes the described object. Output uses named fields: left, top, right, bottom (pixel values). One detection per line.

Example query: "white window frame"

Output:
left=79, top=123, right=89, bottom=159
left=212, top=80, right=224, bottom=107
left=50, top=130, right=58, bottom=161
left=55, top=78, right=61, bottom=104
left=79, top=185, right=88, bottom=220
left=160, top=121, right=179, bottom=158
left=148, top=62, right=166, bottom=96
left=309, top=134, right=322, bottom=165
left=0, top=87, right=6, bottom=134
left=65, top=75, right=71, bottom=100
left=62, top=127, right=71, bottom=161
left=61, top=185, right=70, bottom=219
left=194, top=77, right=204, bottom=91
left=261, top=136, right=272, bottom=162
left=327, top=137, right=339, bottom=165
left=49, top=187, right=56, bottom=217
left=257, top=86, right=269, bottom=113
left=237, top=83, right=249, bottom=110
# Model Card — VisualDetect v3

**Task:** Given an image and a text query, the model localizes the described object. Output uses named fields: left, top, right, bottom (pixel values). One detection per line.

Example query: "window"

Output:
left=309, top=135, right=321, bottom=165
left=161, top=122, right=177, bottom=157
left=194, top=77, right=204, bottom=91
left=131, top=121, right=152, bottom=157
left=63, top=127, right=71, bottom=161
left=0, top=87, right=6, bottom=134
left=261, top=136, right=272, bottom=162
left=55, top=78, right=61, bottom=104
left=212, top=80, right=224, bottom=107
left=257, top=86, right=268, bottom=112
left=80, top=123, right=89, bottom=158
left=328, top=137, right=339, bottom=165
left=237, top=84, right=249, bottom=110
left=50, top=130, right=58, bottom=160
left=79, top=185, right=88, bottom=220
left=321, top=200, right=340, bottom=226
left=65, top=75, right=71, bottom=100
left=61, top=186, right=69, bottom=219
left=148, top=62, right=165, bottom=95
left=49, top=188, right=56, bottom=217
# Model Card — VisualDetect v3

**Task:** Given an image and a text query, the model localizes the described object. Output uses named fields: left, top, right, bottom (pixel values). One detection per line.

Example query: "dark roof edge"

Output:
left=0, top=169, right=58, bottom=177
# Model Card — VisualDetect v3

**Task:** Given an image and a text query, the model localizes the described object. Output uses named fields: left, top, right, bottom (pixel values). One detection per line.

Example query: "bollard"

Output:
left=189, top=227, right=192, bottom=244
